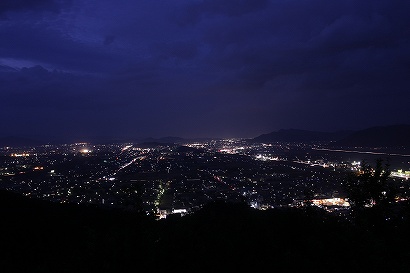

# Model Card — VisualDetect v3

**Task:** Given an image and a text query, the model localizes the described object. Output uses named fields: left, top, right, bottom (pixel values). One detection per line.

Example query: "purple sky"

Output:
left=1, top=0, right=409, bottom=141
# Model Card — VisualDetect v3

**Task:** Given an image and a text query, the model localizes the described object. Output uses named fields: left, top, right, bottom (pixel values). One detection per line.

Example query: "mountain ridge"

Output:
left=251, top=128, right=354, bottom=143
left=2, top=124, right=410, bottom=148
left=334, top=124, right=410, bottom=148
left=251, top=124, right=410, bottom=147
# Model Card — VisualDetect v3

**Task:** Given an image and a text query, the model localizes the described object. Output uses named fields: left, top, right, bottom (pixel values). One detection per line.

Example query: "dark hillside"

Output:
left=2, top=190, right=410, bottom=272
left=0, top=190, right=157, bottom=273
left=251, top=129, right=353, bottom=143
left=335, top=124, right=410, bottom=148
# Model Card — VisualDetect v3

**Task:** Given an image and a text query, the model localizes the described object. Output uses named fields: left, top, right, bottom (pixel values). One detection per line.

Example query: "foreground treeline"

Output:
left=2, top=189, right=410, bottom=273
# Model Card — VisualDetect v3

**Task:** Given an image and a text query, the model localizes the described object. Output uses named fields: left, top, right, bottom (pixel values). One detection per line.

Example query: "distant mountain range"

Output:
left=2, top=124, right=410, bottom=148
left=251, top=124, right=410, bottom=148
left=334, top=124, right=410, bottom=148
left=251, top=129, right=353, bottom=143
left=136, top=136, right=186, bottom=144
left=0, top=135, right=213, bottom=148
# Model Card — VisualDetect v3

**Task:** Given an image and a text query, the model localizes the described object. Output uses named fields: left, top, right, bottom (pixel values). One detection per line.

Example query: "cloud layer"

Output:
left=1, top=0, right=409, bottom=140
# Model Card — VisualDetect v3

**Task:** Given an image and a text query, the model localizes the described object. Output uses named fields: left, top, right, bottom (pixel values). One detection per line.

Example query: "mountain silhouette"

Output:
left=335, top=124, right=410, bottom=148
left=251, top=129, right=353, bottom=143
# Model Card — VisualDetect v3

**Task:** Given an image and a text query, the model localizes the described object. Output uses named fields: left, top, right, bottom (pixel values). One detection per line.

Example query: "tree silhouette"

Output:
left=343, top=158, right=396, bottom=224
left=303, top=186, right=315, bottom=208
left=120, top=182, right=145, bottom=215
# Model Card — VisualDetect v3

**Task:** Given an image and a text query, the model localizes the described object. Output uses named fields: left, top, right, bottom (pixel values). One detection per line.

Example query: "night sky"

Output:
left=1, top=0, right=409, bottom=141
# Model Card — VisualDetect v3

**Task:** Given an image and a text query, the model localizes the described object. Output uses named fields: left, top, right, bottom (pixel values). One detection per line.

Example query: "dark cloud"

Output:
left=0, top=66, right=97, bottom=109
left=103, top=35, right=115, bottom=46
left=175, top=0, right=269, bottom=26
left=1, top=0, right=410, bottom=139
left=0, top=65, right=136, bottom=139
left=193, top=0, right=410, bottom=95
left=199, top=0, right=269, bottom=16
left=155, top=40, right=199, bottom=61
left=0, top=0, right=66, bottom=16
left=0, top=24, right=119, bottom=72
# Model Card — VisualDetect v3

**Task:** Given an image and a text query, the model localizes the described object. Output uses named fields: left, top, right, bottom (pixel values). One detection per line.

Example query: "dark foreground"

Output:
left=2, top=190, right=410, bottom=273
